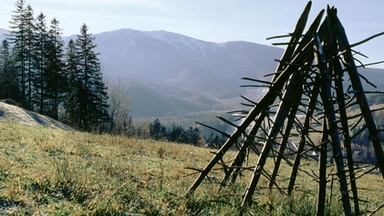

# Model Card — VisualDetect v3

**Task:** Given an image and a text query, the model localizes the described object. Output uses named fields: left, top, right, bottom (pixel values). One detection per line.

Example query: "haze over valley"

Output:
left=1, top=28, right=384, bottom=119
left=93, top=28, right=283, bottom=118
left=68, top=28, right=384, bottom=118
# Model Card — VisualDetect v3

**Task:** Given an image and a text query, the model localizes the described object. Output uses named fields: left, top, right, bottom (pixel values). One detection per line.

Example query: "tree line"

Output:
left=0, top=0, right=226, bottom=144
left=350, top=107, right=384, bottom=164
left=0, top=0, right=224, bottom=143
left=0, top=0, right=110, bottom=132
left=134, top=118, right=225, bottom=147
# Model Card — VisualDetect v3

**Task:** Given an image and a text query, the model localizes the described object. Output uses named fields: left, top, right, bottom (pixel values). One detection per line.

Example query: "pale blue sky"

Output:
left=1, top=0, right=384, bottom=66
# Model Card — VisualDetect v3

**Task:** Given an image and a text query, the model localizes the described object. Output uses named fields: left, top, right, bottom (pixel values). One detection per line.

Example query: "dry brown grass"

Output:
left=0, top=122, right=382, bottom=215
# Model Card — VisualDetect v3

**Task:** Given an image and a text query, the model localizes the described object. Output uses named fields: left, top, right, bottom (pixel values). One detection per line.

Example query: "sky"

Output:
left=1, top=0, right=384, bottom=67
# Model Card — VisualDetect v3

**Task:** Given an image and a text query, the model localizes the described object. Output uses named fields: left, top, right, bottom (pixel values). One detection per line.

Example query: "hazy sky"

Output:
left=1, top=0, right=384, bottom=66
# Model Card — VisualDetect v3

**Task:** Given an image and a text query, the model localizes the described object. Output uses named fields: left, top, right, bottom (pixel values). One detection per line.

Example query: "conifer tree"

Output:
left=7, top=1, right=109, bottom=131
left=24, top=4, right=36, bottom=109
left=8, top=0, right=27, bottom=106
left=64, top=39, right=80, bottom=126
left=149, top=118, right=167, bottom=140
left=71, top=24, right=109, bottom=131
left=45, top=18, right=65, bottom=119
left=0, top=40, right=17, bottom=100
left=8, top=1, right=36, bottom=108
left=33, top=12, right=48, bottom=113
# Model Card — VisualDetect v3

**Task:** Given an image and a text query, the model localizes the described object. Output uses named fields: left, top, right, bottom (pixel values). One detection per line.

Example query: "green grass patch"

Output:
left=0, top=122, right=382, bottom=215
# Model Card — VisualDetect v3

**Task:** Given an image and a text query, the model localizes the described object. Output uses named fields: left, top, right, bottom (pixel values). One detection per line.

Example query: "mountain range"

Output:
left=93, top=29, right=283, bottom=117
left=1, top=28, right=384, bottom=118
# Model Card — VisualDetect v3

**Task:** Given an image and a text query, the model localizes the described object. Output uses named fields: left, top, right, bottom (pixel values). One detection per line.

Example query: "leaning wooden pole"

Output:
left=288, top=75, right=321, bottom=194
left=323, top=11, right=361, bottom=212
left=187, top=3, right=384, bottom=215
left=188, top=34, right=314, bottom=195
left=270, top=1, right=312, bottom=82
left=268, top=65, right=306, bottom=190
left=334, top=60, right=360, bottom=214
left=187, top=77, right=278, bottom=194
left=220, top=112, right=266, bottom=189
left=333, top=15, right=384, bottom=178
left=268, top=11, right=325, bottom=189
left=314, top=34, right=352, bottom=215
left=241, top=92, right=291, bottom=207
left=241, top=48, right=313, bottom=206
left=317, top=122, right=328, bottom=216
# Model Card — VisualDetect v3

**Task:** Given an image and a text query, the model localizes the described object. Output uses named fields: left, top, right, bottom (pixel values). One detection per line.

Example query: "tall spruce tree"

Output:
left=7, top=1, right=109, bottom=131
left=0, top=40, right=18, bottom=100
left=8, top=1, right=36, bottom=109
left=71, top=24, right=109, bottom=131
left=64, top=39, right=80, bottom=126
left=45, top=18, right=65, bottom=119
left=33, top=12, right=48, bottom=113
left=8, top=0, right=27, bottom=106
left=24, top=4, right=36, bottom=109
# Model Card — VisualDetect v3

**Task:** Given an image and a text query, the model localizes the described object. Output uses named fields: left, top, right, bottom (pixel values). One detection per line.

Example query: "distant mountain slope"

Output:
left=95, top=29, right=384, bottom=118
left=2, top=27, right=384, bottom=118
left=1, top=27, right=282, bottom=117
left=94, top=28, right=283, bottom=117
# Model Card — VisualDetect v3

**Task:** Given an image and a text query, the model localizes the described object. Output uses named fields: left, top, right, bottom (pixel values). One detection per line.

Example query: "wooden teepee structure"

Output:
left=186, top=2, right=384, bottom=215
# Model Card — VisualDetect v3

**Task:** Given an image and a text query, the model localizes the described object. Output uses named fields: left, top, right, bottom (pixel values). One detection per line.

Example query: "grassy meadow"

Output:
left=0, top=122, right=383, bottom=215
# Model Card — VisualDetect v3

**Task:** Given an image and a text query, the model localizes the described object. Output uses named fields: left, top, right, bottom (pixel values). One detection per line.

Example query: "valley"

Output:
left=2, top=27, right=384, bottom=120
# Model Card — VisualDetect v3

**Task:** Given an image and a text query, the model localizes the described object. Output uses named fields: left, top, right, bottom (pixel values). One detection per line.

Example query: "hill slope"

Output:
left=0, top=102, right=72, bottom=130
left=0, top=123, right=382, bottom=214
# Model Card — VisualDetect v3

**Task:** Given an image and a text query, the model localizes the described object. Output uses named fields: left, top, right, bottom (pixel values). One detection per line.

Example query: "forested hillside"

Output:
left=0, top=0, right=110, bottom=132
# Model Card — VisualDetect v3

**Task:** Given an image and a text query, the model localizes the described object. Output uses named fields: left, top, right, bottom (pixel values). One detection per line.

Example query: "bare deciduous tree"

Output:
left=108, top=81, right=134, bottom=136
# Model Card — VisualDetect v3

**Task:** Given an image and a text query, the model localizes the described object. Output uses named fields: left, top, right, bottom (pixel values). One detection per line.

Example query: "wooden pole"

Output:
left=219, top=112, right=265, bottom=188
left=241, top=50, right=312, bottom=206
left=268, top=67, right=305, bottom=189
left=333, top=15, right=384, bottom=178
left=334, top=60, right=360, bottom=214
left=288, top=76, right=321, bottom=194
left=314, top=34, right=352, bottom=216
left=317, top=122, right=328, bottom=216
left=188, top=36, right=314, bottom=196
